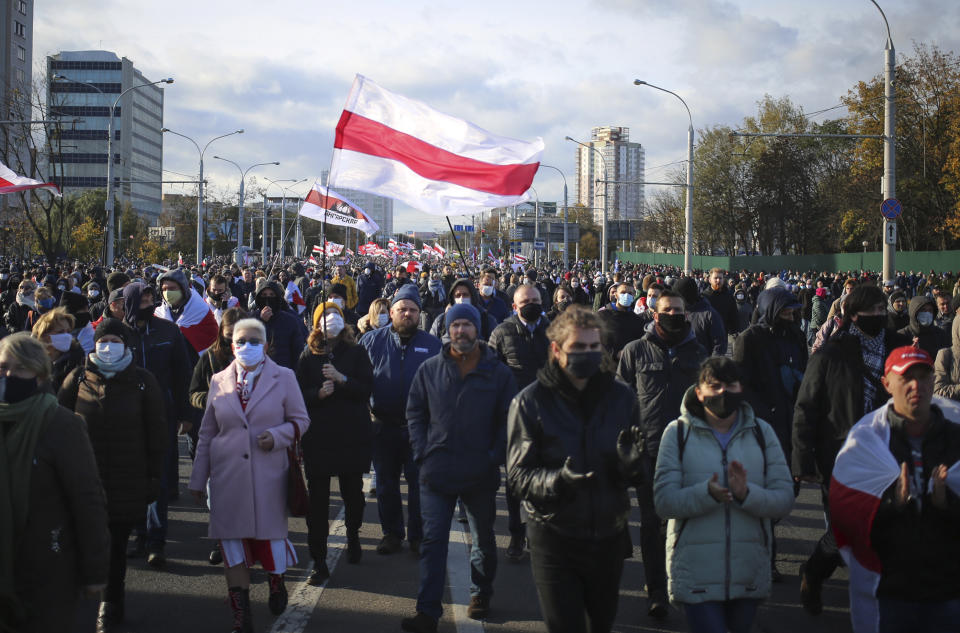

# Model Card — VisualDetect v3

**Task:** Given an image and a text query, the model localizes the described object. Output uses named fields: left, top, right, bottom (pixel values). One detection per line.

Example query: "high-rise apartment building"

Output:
left=45, top=51, right=165, bottom=219
left=320, top=170, right=393, bottom=239
left=574, top=126, right=645, bottom=225
left=0, top=0, right=34, bottom=214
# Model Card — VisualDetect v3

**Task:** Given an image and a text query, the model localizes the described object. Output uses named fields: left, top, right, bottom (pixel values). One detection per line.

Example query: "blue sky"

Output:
left=34, top=0, right=960, bottom=233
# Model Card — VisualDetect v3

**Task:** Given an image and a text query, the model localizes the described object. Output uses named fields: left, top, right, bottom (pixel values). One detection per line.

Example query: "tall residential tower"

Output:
left=574, top=126, right=645, bottom=225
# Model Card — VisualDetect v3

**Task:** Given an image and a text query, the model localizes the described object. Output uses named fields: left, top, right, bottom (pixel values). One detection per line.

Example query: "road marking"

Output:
left=269, top=477, right=370, bottom=633
left=447, top=517, right=485, bottom=633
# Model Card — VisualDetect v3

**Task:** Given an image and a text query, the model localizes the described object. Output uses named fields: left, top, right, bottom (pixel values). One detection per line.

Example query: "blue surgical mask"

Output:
left=617, top=293, right=635, bottom=308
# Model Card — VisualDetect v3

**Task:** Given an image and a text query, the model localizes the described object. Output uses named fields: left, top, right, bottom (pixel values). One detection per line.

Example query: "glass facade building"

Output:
left=45, top=51, right=165, bottom=219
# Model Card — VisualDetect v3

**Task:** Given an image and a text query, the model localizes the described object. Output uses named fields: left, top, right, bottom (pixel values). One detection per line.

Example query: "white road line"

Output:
left=269, top=477, right=370, bottom=633
left=447, top=517, right=485, bottom=633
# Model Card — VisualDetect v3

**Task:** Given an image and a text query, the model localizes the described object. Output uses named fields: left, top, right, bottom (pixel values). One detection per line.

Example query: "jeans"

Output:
left=305, top=470, right=365, bottom=561
left=527, top=521, right=627, bottom=633
left=371, top=421, right=421, bottom=542
left=416, top=480, right=498, bottom=620
left=683, top=599, right=761, bottom=633
left=636, top=456, right=667, bottom=602
left=804, top=484, right=842, bottom=582
left=146, top=417, right=178, bottom=551
left=879, top=598, right=960, bottom=633
left=105, top=523, right=133, bottom=603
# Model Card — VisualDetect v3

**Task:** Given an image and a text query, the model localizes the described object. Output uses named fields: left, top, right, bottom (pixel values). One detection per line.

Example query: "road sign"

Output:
left=880, top=198, right=902, bottom=220
left=453, top=224, right=463, bottom=231
left=465, top=225, right=474, bottom=232
left=534, top=239, right=545, bottom=250
left=885, top=221, right=897, bottom=245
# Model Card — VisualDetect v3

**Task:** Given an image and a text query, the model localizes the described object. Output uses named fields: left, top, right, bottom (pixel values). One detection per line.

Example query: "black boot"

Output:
left=228, top=586, right=253, bottom=633
left=95, top=601, right=124, bottom=633
left=347, top=530, right=362, bottom=564
left=268, top=573, right=288, bottom=615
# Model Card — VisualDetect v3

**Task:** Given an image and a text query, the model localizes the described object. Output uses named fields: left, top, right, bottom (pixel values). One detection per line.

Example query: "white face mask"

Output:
left=95, top=341, right=125, bottom=364
left=480, top=285, right=495, bottom=297
left=320, top=313, right=345, bottom=337
left=331, top=297, right=345, bottom=309
left=377, top=313, right=390, bottom=327
left=88, top=289, right=100, bottom=299
left=233, top=341, right=264, bottom=367
left=48, top=332, right=73, bottom=352
left=917, top=311, right=935, bottom=327
left=571, top=281, right=579, bottom=288
left=454, top=296, right=471, bottom=305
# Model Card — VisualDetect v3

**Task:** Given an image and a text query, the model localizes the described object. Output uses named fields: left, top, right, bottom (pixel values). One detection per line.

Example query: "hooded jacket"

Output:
left=703, top=284, right=741, bottom=336
left=733, top=288, right=808, bottom=456
left=934, top=316, right=960, bottom=400
left=676, top=278, right=727, bottom=356
left=428, top=279, right=498, bottom=342
left=653, top=387, right=794, bottom=605
left=897, top=295, right=951, bottom=358
left=886, top=290, right=910, bottom=331
left=155, top=267, right=219, bottom=357
left=253, top=281, right=308, bottom=370
left=359, top=323, right=442, bottom=424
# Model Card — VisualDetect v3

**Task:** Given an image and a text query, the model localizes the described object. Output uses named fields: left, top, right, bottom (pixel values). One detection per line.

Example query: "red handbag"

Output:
left=287, top=422, right=309, bottom=517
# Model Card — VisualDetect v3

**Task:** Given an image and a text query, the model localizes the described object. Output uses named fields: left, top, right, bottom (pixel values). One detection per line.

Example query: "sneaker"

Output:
left=647, top=600, right=668, bottom=619
left=505, top=534, right=526, bottom=562
left=307, top=561, right=330, bottom=586
left=466, top=595, right=490, bottom=620
left=376, top=534, right=404, bottom=555
left=799, top=562, right=823, bottom=615
left=400, top=612, right=438, bottom=633
left=268, top=573, right=288, bottom=615
left=146, top=548, right=165, bottom=570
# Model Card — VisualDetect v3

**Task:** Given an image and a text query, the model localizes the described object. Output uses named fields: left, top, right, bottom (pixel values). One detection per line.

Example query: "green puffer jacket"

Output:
left=653, top=386, right=794, bottom=605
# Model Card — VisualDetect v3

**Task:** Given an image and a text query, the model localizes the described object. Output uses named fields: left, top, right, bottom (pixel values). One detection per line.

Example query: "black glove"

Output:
left=557, top=456, right=595, bottom=497
left=616, top=426, right=644, bottom=483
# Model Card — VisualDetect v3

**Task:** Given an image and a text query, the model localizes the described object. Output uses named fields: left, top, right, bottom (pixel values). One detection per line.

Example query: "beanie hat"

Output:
left=446, top=302, right=481, bottom=333
left=312, top=301, right=344, bottom=329
left=94, top=317, right=128, bottom=345
left=815, top=287, right=827, bottom=298
left=329, top=283, right=348, bottom=299
left=391, top=283, right=421, bottom=309
left=675, top=277, right=700, bottom=307
left=106, top=271, right=130, bottom=292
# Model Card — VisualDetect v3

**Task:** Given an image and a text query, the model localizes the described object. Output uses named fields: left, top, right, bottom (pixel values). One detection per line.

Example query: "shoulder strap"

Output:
left=752, top=423, right=767, bottom=478
left=677, top=419, right=689, bottom=462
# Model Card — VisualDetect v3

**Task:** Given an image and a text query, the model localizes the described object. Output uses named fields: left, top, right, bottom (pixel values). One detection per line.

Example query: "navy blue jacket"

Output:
left=407, top=344, right=517, bottom=494
left=478, top=294, right=510, bottom=325
left=360, top=325, right=441, bottom=423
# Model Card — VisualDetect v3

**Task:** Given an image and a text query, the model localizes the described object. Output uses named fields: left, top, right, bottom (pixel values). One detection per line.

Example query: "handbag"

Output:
left=287, top=422, right=309, bottom=517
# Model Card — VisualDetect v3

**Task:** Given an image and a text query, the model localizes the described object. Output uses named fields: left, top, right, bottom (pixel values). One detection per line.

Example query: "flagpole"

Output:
left=446, top=216, right=475, bottom=278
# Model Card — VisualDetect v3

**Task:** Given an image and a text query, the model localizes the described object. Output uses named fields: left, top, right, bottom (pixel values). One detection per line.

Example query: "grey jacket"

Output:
left=934, top=316, right=960, bottom=401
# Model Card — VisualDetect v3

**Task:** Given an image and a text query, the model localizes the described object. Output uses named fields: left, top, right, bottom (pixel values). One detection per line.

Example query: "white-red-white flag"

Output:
left=433, top=242, right=447, bottom=257
left=513, top=253, right=528, bottom=263
left=284, top=280, right=306, bottom=314
left=328, top=75, right=543, bottom=215
left=401, top=260, right=421, bottom=273
left=0, top=160, right=61, bottom=197
left=324, top=241, right=344, bottom=256
left=300, top=182, right=380, bottom=236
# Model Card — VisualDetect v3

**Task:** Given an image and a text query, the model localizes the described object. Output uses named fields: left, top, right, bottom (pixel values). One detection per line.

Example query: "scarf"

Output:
left=236, top=362, right=264, bottom=411
left=86, top=348, right=134, bottom=379
left=0, top=392, right=60, bottom=630
left=850, top=323, right=885, bottom=414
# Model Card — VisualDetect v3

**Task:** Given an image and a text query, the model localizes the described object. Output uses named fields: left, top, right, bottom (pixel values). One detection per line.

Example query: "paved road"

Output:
left=71, top=440, right=853, bottom=632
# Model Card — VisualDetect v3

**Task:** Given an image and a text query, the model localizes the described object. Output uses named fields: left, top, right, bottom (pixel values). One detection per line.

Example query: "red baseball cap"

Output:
left=884, top=346, right=934, bottom=376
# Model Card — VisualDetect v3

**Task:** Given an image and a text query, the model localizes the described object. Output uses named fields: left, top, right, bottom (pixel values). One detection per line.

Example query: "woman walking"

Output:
left=57, top=319, right=167, bottom=633
left=0, top=332, right=110, bottom=633
left=296, top=301, right=373, bottom=585
left=654, top=356, right=794, bottom=633
left=188, top=318, right=309, bottom=633
left=31, top=307, right=85, bottom=392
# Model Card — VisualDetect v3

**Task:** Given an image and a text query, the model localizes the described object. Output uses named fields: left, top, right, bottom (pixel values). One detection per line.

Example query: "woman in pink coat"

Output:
left=188, top=318, right=309, bottom=633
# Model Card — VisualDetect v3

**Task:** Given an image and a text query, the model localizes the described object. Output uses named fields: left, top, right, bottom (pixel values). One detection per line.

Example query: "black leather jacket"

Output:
left=507, top=362, right=641, bottom=541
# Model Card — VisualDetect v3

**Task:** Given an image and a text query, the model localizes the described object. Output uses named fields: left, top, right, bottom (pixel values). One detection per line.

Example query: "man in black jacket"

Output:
left=488, top=283, right=549, bottom=561
left=253, top=281, right=308, bottom=370
left=702, top=268, right=741, bottom=341
left=792, top=284, right=911, bottom=615
left=597, top=282, right=646, bottom=360
left=617, top=288, right=706, bottom=618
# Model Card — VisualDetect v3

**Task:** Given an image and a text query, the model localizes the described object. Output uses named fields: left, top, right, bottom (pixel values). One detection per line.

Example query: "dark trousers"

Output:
left=636, top=457, right=667, bottom=601
left=142, top=417, right=177, bottom=551
left=417, top=481, right=498, bottom=620
left=683, top=599, right=761, bottom=633
left=105, top=523, right=133, bottom=603
left=305, top=470, right=365, bottom=561
left=804, top=484, right=842, bottom=582
left=371, top=421, right=421, bottom=542
left=527, top=521, right=627, bottom=633
left=879, top=597, right=960, bottom=633
left=505, top=486, right=525, bottom=538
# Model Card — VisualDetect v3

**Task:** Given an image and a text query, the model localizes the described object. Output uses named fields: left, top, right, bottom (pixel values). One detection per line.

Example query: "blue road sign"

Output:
left=881, top=198, right=902, bottom=220
left=453, top=224, right=463, bottom=231
left=465, top=225, right=474, bottom=232
left=534, top=239, right=545, bottom=250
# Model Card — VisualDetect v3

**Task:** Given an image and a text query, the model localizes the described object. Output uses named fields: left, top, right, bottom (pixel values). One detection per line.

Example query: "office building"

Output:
left=320, top=170, right=393, bottom=239
left=46, top=50, right=165, bottom=219
left=0, top=0, right=33, bottom=218
left=574, top=126, right=645, bottom=224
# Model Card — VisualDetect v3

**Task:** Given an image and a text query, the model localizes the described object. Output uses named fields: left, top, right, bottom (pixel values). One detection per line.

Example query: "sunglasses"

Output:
left=234, top=338, right=263, bottom=346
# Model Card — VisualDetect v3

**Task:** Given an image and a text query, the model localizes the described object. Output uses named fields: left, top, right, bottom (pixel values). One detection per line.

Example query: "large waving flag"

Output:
left=830, top=396, right=960, bottom=633
left=300, top=182, right=380, bottom=236
left=329, top=75, right=543, bottom=215
left=0, top=160, right=61, bottom=196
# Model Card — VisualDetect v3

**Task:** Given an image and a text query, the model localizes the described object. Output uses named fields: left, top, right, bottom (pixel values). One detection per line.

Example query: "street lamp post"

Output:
left=566, top=136, right=609, bottom=273
left=213, top=156, right=279, bottom=265
left=539, top=164, right=569, bottom=270
left=529, top=186, right=540, bottom=267
left=265, top=178, right=306, bottom=264
left=162, top=127, right=243, bottom=266
left=54, top=74, right=173, bottom=265
left=869, top=0, right=896, bottom=282
left=634, top=80, right=694, bottom=276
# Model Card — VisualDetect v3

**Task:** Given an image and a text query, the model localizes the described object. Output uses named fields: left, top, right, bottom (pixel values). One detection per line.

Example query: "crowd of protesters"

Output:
left=2, top=250, right=959, bottom=633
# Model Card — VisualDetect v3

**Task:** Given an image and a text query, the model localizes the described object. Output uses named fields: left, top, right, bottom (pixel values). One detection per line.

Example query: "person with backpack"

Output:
left=653, top=356, right=794, bottom=633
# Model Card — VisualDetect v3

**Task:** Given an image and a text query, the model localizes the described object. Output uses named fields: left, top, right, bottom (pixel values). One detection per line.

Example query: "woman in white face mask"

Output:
left=358, top=298, right=391, bottom=335
left=294, top=301, right=373, bottom=584
left=31, top=307, right=84, bottom=392
left=187, top=317, right=310, bottom=630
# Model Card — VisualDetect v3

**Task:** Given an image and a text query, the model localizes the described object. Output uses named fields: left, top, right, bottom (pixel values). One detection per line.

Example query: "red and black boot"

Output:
left=268, top=573, right=288, bottom=615
left=228, top=586, right=253, bottom=633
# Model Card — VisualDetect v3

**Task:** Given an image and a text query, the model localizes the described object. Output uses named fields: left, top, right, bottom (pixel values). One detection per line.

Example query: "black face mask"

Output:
left=519, top=303, right=542, bottom=323
left=209, top=292, right=223, bottom=302
left=138, top=306, right=155, bottom=322
left=256, top=295, right=280, bottom=311
left=702, top=391, right=743, bottom=419
left=74, top=313, right=91, bottom=329
left=563, top=351, right=603, bottom=379
left=0, top=375, right=38, bottom=404
left=855, top=314, right=885, bottom=337
left=657, top=313, right=687, bottom=336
